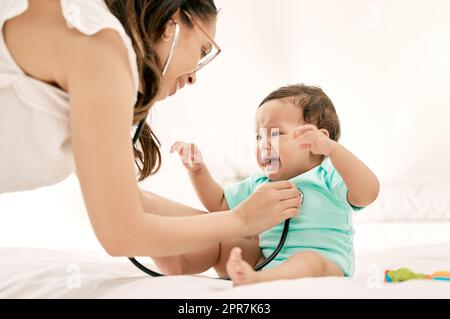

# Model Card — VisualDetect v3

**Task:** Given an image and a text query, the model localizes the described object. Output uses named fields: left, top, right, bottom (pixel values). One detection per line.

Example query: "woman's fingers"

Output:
left=236, top=180, right=301, bottom=235
left=280, top=197, right=301, bottom=210
left=277, top=188, right=301, bottom=201
left=268, top=180, right=296, bottom=190
left=281, top=207, right=300, bottom=219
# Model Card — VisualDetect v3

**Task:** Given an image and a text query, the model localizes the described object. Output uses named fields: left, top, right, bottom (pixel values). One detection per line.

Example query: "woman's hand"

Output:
left=292, top=124, right=337, bottom=156
left=233, top=181, right=301, bottom=236
left=170, top=141, right=204, bottom=172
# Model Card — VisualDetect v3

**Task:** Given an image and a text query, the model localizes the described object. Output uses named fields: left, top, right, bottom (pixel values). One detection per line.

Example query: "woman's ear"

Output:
left=161, top=20, right=176, bottom=41
left=162, top=9, right=181, bottom=41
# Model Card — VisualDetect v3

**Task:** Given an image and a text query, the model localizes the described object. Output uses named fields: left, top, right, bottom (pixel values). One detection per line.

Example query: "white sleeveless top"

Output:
left=0, top=0, right=139, bottom=194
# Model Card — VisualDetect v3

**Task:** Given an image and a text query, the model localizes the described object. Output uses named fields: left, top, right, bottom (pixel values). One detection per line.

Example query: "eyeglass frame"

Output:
left=183, top=10, right=221, bottom=73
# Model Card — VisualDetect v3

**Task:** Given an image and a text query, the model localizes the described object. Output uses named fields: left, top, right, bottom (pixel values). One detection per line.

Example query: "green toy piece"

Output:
left=385, top=268, right=429, bottom=283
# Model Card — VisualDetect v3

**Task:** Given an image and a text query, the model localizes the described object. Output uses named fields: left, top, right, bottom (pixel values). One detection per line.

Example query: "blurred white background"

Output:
left=1, top=0, right=449, bottom=252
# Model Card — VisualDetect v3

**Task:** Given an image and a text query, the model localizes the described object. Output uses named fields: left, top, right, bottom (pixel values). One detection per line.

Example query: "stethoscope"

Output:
left=126, top=22, right=302, bottom=279
left=129, top=119, right=303, bottom=279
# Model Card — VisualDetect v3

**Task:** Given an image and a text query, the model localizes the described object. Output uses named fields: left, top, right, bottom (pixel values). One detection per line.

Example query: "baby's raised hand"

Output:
left=170, top=141, right=204, bottom=172
left=292, top=124, right=337, bottom=156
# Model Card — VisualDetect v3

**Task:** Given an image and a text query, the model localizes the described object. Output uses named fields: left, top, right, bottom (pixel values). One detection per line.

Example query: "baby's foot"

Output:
left=226, top=247, right=262, bottom=286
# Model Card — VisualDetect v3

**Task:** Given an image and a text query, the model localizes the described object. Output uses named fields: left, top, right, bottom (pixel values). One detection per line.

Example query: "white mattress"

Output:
left=1, top=223, right=449, bottom=299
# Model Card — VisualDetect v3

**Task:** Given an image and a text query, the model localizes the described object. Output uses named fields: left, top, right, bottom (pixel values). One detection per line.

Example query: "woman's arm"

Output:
left=66, top=29, right=243, bottom=257
left=139, top=189, right=257, bottom=276
left=139, top=189, right=208, bottom=217
left=65, top=29, right=300, bottom=257
left=139, top=188, right=222, bottom=275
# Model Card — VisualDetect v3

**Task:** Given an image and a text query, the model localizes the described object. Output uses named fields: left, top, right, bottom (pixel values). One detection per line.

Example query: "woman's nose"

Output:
left=187, top=72, right=197, bottom=85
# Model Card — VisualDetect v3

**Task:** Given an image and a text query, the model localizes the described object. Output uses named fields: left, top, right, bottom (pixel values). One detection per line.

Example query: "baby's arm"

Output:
left=292, top=125, right=379, bottom=207
left=327, top=143, right=379, bottom=207
left=171, top=142, right=229, bottom=212
left=188, top=165, right=229, bottom=212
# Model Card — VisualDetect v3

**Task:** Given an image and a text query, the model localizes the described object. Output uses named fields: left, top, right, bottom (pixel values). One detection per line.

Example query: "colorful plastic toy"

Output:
left=385, top=268, right=450, bottom=283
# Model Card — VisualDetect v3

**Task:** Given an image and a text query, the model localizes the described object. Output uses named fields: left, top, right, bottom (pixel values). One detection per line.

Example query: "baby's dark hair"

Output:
left=258, top=84, right=341, bottom=142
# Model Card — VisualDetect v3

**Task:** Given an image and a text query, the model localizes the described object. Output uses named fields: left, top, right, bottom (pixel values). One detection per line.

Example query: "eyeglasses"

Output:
left=183, top=11, right=221, bottom=73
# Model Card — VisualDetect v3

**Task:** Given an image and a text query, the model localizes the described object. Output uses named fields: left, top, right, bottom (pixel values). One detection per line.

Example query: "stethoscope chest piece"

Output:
left=298, top=187, right=304, bottom=204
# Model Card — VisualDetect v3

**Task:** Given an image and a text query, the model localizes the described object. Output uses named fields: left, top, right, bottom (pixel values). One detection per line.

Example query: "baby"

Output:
left=169, top=84, right=379, bottom=286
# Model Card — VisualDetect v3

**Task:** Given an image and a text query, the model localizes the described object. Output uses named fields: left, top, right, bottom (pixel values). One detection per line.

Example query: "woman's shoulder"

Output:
left=58, top=0, right=140, bottom=93
left=7, top=0, right=139, bottom=94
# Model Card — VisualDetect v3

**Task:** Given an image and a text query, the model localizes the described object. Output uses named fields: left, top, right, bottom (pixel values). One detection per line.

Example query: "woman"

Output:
left=0, top=0, right=300, bottom=267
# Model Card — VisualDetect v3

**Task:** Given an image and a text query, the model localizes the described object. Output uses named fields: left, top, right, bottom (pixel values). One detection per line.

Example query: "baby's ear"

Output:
left=319, top=128, right=330, bottom=138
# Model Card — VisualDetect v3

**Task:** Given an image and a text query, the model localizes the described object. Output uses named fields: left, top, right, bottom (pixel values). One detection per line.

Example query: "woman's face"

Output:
left=153, top=11, right=217, bottom=101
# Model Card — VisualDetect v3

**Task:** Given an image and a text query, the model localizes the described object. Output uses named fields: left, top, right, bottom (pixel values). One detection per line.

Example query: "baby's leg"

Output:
left=153, top=244, right=220, bottom=275
left=153, top=236, right=261, bottom=276
left=214, top=235, right=262, bottom=278
left=226, top=248, right=343, bottom=286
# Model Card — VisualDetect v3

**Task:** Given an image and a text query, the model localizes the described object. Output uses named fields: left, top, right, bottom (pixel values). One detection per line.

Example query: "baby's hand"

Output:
left=170, top=141, right=204, bottom=172
left=292, top=124, right=337, bottom=156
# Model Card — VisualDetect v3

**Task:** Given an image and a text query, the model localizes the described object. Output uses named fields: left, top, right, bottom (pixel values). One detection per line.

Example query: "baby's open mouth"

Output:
left=261, top=155, right=280, bottom=174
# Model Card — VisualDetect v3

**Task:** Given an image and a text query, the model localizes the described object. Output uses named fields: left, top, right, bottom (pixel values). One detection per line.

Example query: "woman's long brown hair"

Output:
left=105, top=0, right=217, bottom=181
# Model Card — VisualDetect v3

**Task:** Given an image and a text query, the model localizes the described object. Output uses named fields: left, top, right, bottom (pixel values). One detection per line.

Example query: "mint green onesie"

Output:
left=223, top=158, right=363, bottom=277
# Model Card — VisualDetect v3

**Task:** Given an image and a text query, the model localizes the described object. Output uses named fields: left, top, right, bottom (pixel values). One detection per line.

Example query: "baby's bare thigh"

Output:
left=289, top=251, right=344, bottom=277
left=214, top=236, right=262, bottom=277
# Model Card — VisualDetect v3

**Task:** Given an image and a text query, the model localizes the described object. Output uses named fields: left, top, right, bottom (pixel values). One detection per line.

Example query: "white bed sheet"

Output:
left=1, top=223, right=449, bottom=299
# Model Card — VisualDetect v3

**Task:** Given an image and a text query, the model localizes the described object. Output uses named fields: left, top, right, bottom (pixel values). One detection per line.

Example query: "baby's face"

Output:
left=255, top=98, right=319, bottom=181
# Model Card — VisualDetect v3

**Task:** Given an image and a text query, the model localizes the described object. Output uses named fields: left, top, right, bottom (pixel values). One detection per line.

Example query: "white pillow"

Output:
left=354, top=181, right=450, bottom=222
